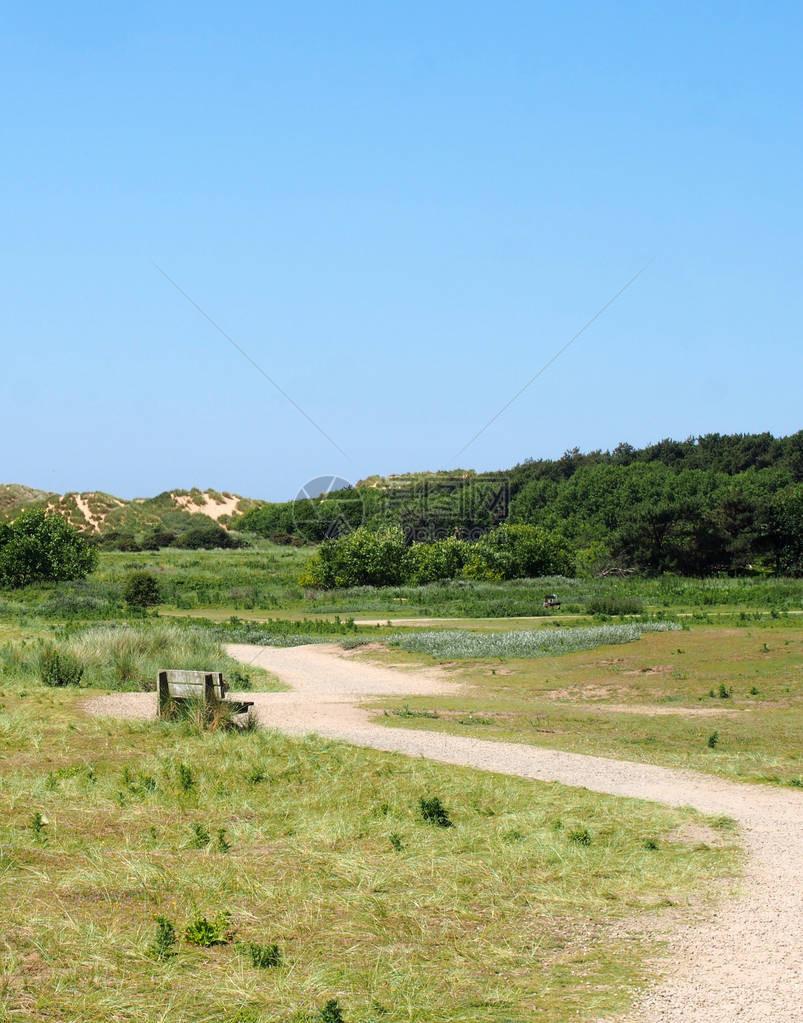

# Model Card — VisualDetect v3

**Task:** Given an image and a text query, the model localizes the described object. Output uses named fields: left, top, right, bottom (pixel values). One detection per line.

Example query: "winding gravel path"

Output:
left=87, top=643, right=802, bottom=1022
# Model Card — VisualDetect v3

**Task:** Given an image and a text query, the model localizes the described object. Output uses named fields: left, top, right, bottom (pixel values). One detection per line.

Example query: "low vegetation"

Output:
left=0, top=623, right=280, bottom=692
left=369, top=624, right=803, bottom=786
left=0, top=687, right=738, bottom=1022
left=388, top=622, right=679, bottom=659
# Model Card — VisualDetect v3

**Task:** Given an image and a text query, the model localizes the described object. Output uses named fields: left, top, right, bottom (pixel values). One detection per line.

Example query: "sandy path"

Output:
left=87, top=643, right=802, bottom=1022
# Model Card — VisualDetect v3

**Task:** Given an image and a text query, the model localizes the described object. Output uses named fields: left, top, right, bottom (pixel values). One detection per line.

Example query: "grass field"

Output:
left=0, top=687, right=739, bottom=1023
left=364, top=622, right=803, bottom=787
left=1, top=548, right=801, bottom=623
left=0, top=547, right=800, bottom=1020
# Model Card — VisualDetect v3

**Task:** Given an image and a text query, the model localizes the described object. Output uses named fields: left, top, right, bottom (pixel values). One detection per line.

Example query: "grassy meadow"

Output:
left=0, top=543, right=800, bottom=1020
left=364, top=622, right=803, bottom=787
left=0, top=687, right=739, bottom=1023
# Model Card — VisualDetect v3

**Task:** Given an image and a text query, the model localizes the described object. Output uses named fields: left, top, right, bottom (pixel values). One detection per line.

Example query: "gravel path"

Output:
left=86, top=643, right=802, bottom=1022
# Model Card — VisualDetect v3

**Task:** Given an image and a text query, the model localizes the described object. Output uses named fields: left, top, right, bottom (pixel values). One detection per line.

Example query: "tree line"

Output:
left=238, top=431, right=803, bottom=576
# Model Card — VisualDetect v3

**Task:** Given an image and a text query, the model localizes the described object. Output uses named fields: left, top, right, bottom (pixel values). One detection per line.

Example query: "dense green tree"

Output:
left=0, top=509, right=97, bottom=588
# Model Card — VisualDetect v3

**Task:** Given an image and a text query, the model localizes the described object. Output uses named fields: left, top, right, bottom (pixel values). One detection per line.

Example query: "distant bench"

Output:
left=157, top=669, right=254, bottom=718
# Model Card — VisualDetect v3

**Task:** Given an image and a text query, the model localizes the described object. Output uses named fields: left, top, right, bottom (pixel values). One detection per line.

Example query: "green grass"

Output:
left=0, top=686, right=738, bottom=1023
left=1, top=550, right=800, bottom=625
left=0, top=623, right=282, bottom=692
left=366, top=623, right=803, bottom=787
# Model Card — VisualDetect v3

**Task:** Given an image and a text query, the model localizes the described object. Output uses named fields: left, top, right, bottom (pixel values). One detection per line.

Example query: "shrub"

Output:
left=462, top=524, right=574, bottom=581
left=568, top=827, right=592, bottom=846
left=319, top=1000, right=345, bottom=1023
left=177, top=763, right=195, bottom=791
left=240, top=941, right=281, bottom=968
left=189, top=822, right=211, bottom=848
left=707, top=731, right=720, bottom=749
left=402, top=538, right=467, bottom=585
left=123, top=571, right=161, bottom=608
left=142, top=529, right=177, bottom=550
left=184, top=912, right=232, bottom=947
left=0, top=509, right=97, bottom=588
left=419, top=796, right=453, bottom=828
left=175, top=524, right=242, bottom=550
left=38, top=647, right=84, bottom=687
left=300, top=527, right=407, bottom=588
left=149, top=916, right=177, bottom=959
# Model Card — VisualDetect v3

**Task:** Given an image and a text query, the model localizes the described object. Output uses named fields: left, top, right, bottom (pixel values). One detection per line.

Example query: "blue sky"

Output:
left=2, top=2, right=801, bottom=500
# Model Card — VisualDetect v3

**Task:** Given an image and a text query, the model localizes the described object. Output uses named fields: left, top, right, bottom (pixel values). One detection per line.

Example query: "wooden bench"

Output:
left=157, top=669, right=254, bottom=718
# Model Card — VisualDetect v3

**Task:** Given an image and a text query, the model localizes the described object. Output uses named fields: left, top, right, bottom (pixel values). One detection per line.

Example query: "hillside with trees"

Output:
left=238, top=432, right=803, bottom=576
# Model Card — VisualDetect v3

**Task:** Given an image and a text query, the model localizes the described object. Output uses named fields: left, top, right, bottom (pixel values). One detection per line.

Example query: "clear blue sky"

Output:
left=2, top=2, right=801, bottom=500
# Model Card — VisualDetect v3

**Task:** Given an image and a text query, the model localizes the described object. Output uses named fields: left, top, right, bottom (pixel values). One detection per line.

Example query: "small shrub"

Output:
left=123, top=571, right=161, bottom=608
left=749, top=686, right=759, bottom=696
left=568, top=827, right=592, bottom=846
left=215, top=827, right=230, bottom=853
left=30, top=811, right=47, bottom=838
left=389, top=832, right=404, bottom=851
left=245, top=767, right=266, bottom=784
left=184, top=912, right=232, bottom=947
left=149, top=916, right=177, bottom=959
left=718, top=684, right=732, bottom=699
left=319, top=1000, right=345, bottom=1023
left=189, top=822, right=211, bottom=848
left=177, top=763, right=195, bottom=792
left=642, top=838, right=659, bottom=850
left=419, top=796, right=453, bottom=828
left=38, top=647, right=84, bottom=687
left=240, top=941, right=281, bottom=968
left=707, top=731, right=720, bottom=749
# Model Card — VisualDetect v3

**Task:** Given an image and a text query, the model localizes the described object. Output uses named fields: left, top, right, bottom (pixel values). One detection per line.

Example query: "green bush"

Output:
left=38, top=647, right=85, bottom=687
left=300, top=524, right=574, bottom=590
left=300, top=527, right=407, bottom=588
left=462, top=524, right=574, bottom=581
left=0, top=510, right=97, bottom=588
left=123, top=571, right=161, bottom=608
left=176, top=524, right=243, bottom=550
left=419, top=795, right=453, bottom=828
left=586, top=595, right=643, bottom=615
left=402, top=537, right=467, bottom=584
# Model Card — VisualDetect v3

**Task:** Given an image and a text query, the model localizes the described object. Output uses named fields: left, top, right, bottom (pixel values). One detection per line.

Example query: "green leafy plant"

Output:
left=215, top=827, right=230, bottom=853
left=718, top=684, right=732, bottom=699
left=707, top=731, right=720, bottom=749
left=189, top=822, right=211, bottom=848
left=389, top=832, right=404, bottom=851
left=184, top=911, right=232, bottom=947
left=239, top=941, right=281, bottom=968
left=38, top=647, right=84, bottom=687
left=30, top=811, right=47, bottom=839
left=123, top=571, right=161, bottom=608
left=319, top=999, right=345, bottom=1023
left=642, top=838, right=659, bottom=850
left=149, top=916, right=177, bottom=959
left=177, top=763, right=195, bottom=792
left=419, top=796, right=453, bottom=828
left=568, top=827, right=592, bottom=846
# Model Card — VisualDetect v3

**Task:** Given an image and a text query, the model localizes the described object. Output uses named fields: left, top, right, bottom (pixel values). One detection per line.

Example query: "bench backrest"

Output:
left=157, top=669, right=227, bottom=707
